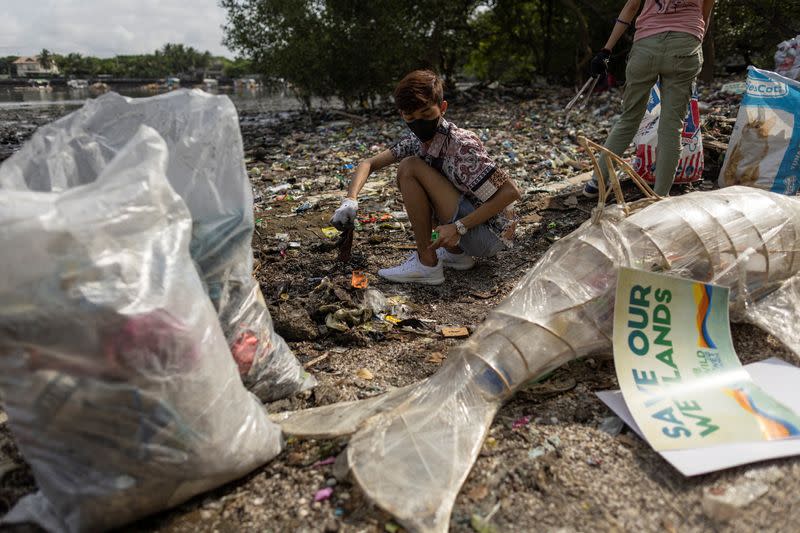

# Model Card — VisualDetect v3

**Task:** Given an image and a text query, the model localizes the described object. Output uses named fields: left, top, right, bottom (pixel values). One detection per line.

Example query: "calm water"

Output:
left=0, top=85, right=334, bottom=113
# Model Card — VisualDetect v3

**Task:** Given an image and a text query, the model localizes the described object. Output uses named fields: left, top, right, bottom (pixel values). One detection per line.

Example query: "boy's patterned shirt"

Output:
left=390, top=118, right=517, bottom=247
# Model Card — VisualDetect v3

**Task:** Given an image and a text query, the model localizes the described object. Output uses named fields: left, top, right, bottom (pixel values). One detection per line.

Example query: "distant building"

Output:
left=13, top=56, right=60, bottom=77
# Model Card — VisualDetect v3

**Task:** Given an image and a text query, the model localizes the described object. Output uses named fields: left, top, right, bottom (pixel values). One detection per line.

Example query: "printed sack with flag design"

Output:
left=632, top=82, right=704, bottom=184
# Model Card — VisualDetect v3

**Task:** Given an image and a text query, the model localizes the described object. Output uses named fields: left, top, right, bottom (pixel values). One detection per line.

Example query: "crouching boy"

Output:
left=330, top=70, right=521, bottom=285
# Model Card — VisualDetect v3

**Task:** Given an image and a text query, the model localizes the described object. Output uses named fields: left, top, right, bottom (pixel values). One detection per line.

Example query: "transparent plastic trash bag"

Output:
left=0, top=89, right=314, bottom=400
left=0, top=126, right=283, bottom=533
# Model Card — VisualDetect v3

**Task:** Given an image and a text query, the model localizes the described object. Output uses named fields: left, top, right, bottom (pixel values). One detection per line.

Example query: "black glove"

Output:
left=590, top=48, right=611, bottom=78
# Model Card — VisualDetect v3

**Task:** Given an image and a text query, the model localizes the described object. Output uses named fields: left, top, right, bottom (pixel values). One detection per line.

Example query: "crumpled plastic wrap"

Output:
left=0, top=126, right=283, bottom=533
left=275, top=187, right=800, bottom=532
left=0, top=89, right=314, bottom=401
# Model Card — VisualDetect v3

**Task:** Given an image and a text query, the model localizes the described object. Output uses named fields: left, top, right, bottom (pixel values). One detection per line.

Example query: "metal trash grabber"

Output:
left=564, top=75, right=600, bottom=112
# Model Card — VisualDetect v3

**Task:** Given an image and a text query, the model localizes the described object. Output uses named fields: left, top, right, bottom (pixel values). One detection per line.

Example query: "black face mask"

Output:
left=405, top=116, right=440, bottom=142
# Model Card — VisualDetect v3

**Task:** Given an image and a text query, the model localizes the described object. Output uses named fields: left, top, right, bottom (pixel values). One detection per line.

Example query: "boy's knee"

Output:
left=396, top=156, right=422, bottom=186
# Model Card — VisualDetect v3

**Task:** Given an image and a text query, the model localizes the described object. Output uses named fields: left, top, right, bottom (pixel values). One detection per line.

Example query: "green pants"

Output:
left=598, top=31, right=703, bottom=195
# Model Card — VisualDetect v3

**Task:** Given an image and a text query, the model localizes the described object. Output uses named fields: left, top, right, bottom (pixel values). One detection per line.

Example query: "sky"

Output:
left=0, top=0, right=233, bottom=58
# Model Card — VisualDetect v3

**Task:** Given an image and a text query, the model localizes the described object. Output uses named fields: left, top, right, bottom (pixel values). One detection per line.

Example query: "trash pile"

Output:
left=0, top=125, right=283, bottom=533
left=775, top=35, right=800, bottom=80
left=0, top=89, right=314, bottom=402
left=275, top=180, right=800, bottom=532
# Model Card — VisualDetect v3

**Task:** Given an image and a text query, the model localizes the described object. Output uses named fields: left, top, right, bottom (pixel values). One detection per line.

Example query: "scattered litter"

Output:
left=295, top=201, right=314, bottom=213
left=702, top=482, right=769, bottom=523
left=268, top=183, right=292, bottom=194
left=721, top=82, right=747, bottom=95
left=470, top=502, right=501, bottom=533
left=744, top=465, right=784, bottom=483
left=357, top=368, right=375, bottom=380
left=312, top=457, right=337, bottom=468
left=599, top=416, right=625, bottom=436
left=427, top=352, right=446, bottom=364
left=314, top=487, right=334, bottom=502
left=586, top=457, right=603, bottom=467
left=275, top=233, right=290, bottom=241
left=441, top=326, right=470, bottom=338
left=352, top=270, right=369, bottom=289
left=321, top=226, right=341, bottom=239
left=528, top=447, right=548, bottom=460
left=385, top=522, right=401, bottom=533
left=512, top=415, right=531, bottom=429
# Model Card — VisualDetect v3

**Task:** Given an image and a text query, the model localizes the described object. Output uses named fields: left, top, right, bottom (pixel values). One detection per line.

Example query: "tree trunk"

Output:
left=700, top=15, right=715, bottom=82
left=557, top=0, right=591, bottom=83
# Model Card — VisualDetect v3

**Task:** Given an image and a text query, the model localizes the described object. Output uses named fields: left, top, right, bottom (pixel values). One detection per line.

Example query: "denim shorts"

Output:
left=448, top=195, right=507, bottom=257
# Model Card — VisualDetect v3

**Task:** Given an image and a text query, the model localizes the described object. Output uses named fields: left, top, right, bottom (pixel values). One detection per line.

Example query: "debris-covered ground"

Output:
left=3, top=80, right=800, bottom=532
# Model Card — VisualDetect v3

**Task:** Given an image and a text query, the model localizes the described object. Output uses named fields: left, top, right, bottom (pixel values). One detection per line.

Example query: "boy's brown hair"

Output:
left=393, top=70, right=444, bottom=114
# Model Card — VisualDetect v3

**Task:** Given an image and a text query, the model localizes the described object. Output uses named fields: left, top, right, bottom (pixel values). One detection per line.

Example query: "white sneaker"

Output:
left=378, top=252, right=444, bottom=285
left=436, top=248, right=476, bottom=270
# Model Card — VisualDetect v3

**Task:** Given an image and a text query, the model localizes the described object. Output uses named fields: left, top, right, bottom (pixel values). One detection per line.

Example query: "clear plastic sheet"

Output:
left=0, top=126, right=283, bottom=532
left=0, top=89, right=314, bottom=401
left=275, top=187, right=800, bottom=532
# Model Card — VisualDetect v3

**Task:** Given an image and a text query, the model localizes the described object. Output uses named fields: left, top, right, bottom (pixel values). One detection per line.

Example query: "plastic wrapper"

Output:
left=0, top=89, right=314, bottom=400
left=718, top=67, right=800, bottom=195
left=0, top=126, right=283, bottom=532
left=632, top=82, right=703, bottom=184
left=275, top=187, right=800, bottom=532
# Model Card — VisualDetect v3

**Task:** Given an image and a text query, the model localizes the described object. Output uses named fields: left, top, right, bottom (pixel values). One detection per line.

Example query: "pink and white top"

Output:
left=634, top=0, right=705, bottom=42
left=390, top=118, right=516, bottom=246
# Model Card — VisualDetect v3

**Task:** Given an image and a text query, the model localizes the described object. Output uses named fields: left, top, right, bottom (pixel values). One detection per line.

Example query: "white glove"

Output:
left=331, top=198, right=358, bottom=230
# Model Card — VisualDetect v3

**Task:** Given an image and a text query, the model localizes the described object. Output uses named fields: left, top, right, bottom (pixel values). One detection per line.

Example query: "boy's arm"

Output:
left=345, top=149, right=396, bottom=200
left=431, top=178, right=521, bottom=250
left=331, top=149, right=396, bottom=230
left=457, top=179, right=521, bottom=230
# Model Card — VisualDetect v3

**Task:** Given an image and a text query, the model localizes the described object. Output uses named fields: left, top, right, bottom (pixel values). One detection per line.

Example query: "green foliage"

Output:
left=220, top=0, right=484, bottom=108
left=465, top=0, right=625, bottom=83
left=53, top=44, right=220, bottom=79
left=0, top=56, right=18, bottom=77
left=713, top=0, right=800, bottom=67
left=39, top=49, right=53, bottom=69
left=221, top=57, right=254, bottom=78
left=467, top=0, right=800, bottom=84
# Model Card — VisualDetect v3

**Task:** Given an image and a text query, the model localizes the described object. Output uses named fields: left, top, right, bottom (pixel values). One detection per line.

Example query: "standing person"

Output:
left=330, top=70, right=520, bottom=286
left=583, top=0, right=715, bottom=198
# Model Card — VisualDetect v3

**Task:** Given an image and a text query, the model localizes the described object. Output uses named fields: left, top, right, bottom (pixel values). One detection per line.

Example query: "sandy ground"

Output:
left=2, top=82, right=799, bottom=533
